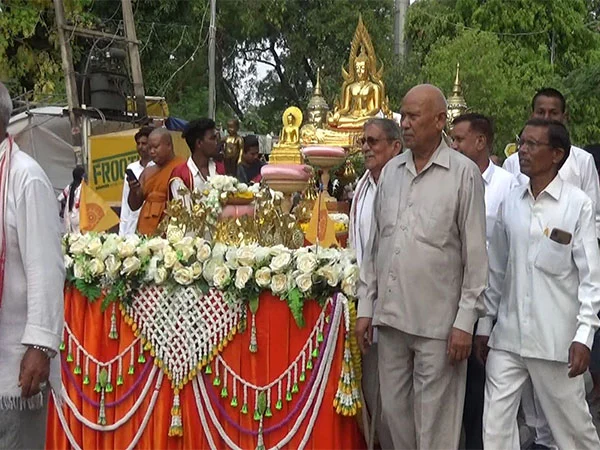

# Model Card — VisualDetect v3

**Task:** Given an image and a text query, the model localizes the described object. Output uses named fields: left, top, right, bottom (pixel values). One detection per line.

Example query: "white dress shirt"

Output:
left=503, top=146, right=600, bottom=236
left=349, top=170, right=377, bottom=266
left=119, top=160, right=153, bottom=236
left=0, top=145, right=64, bottom=404
left=482, top=161, right=519, bottom=244
left=170, top=157, right=218, bottom=202
left=478, top=176, right=600, bottom=362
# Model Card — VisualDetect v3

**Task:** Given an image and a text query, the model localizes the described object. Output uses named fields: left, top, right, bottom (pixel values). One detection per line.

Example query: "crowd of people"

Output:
left=1, top=69, right=600, bottom=449
left=353, top=85, right=600, bottom=450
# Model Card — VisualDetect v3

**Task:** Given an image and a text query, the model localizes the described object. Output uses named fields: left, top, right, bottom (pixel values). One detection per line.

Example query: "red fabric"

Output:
left=47, top=289, right=365, bottom=450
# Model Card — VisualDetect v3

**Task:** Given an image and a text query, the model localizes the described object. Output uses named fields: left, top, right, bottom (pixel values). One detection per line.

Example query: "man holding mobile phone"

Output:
left=119, top=126, right=154, bottom=235
left=475, top=119, right=600, bottom=449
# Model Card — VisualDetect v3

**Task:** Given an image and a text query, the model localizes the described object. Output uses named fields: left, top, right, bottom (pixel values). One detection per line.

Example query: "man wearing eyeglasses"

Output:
left=450, top=113, right=518, bottom=450
left=474, top=118, right=600, bottom=450
left=349, top=118, right=402, bottom=449
left=356, top=84, right=488, bottom=449
left=502, top=88, right=600, bottom=450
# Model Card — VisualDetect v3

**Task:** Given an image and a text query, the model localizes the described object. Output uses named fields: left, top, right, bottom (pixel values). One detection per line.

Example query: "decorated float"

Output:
left=48, top=14, right=473, bottom=448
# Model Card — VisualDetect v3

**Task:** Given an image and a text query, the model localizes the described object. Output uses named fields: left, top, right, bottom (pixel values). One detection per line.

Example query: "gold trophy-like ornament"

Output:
left=446, top=63, right=468, bottom=130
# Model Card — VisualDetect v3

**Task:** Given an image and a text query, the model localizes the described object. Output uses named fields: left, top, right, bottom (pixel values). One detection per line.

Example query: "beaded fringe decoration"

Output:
left=109, top=303, right=119, bottom=340
left=249, top=311, right=258, bottom=353
left=168, top=391, right=183, bottom=436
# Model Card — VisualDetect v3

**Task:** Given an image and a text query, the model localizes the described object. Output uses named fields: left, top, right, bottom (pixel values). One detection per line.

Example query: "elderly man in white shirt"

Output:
left=0, top=83, right=64, bottom=449
left=475, top=118, right=600, bottom=450
left=502, top=87, right=600, bottom=449
left=450, top=113, right=518, bottom=450
left=119, top=126, right=154, bottom=235
left=349, top=118, right=401, bottom=449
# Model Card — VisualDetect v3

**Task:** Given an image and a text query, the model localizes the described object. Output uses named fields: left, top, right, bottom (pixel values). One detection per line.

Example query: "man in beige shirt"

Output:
left=355, top=84, right=488, bottom=449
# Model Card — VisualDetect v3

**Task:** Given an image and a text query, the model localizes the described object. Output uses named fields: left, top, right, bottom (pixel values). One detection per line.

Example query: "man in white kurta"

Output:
left=119, top=126, right=154, bottom=235
left=450, top=113, right=518, bottom=449
left=476, top=119, right=600, bottom=450
left=502, top=88, right=600, bottom=449
left=0, top=82, right=65, bottom=449
left=349, top=118, right=401, bottom=449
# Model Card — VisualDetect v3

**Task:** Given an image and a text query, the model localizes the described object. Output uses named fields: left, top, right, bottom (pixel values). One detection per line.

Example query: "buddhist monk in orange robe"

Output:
left=127, top=128, right=186, bottom=235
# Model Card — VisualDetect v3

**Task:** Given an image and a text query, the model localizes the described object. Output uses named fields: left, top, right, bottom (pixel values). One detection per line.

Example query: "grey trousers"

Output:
left=0, top=393, right=48, bottom=450
left=362, top=342, right=394, bottom=449
left=378, top=326, right=467, bottom=450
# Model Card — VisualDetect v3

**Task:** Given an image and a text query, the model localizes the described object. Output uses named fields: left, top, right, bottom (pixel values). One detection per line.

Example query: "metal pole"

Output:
left=208, top=0, right=217, bottom=120
left=394, top=0, right=410, bottom=58
left=122, top=0, right=147, bottom=119
left=53, top=0, right=83, bottom=163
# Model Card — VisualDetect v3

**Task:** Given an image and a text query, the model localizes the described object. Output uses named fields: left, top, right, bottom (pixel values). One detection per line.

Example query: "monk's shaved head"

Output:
left=149, top=127, right=173, bottom=145
left=400, top=84, right=448, bottom=155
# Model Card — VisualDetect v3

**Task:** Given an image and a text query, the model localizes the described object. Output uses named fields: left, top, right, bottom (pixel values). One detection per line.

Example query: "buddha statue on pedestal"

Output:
left=270, top=106, right=303, bottom=164
left=224, top=118, right=244, bottom=175
left=307, top=68, right=329, bottom=129
left=327, top=16, right=391, bottom=130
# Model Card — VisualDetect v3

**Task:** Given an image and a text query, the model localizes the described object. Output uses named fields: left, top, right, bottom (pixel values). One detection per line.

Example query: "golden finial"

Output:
left=446, top=62, right=468, bottom=128
left=314, top=68, right=323, bottom=96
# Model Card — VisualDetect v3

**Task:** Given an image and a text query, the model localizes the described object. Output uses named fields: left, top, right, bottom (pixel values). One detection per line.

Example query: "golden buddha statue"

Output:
left=446, top=63, right=468, bottom=129
left=270, top=106, right=303, bottom=164
left=327, top=16, right=391, bottom=130
left=224, top=118, right=244, bottom=175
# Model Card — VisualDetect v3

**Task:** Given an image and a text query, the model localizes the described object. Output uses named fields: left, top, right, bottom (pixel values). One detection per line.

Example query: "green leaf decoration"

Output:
left=98, top=368, right=108, bottom=388
left=286, top=287, right=305, bottom=328
left=230, top=396, right=238, bottom=407
left=257, top=391, right=267, bottom=416
left=275, top=399, right=283, bottom=410
left=205, top=365, right=212, bottom=375
left=83, top=375, right=90, bottom=385
left=249, top=294, right=260, bottom=315
left=74, top=279, right=102, bottom=302
left=241, top=403, right=248, bottom=414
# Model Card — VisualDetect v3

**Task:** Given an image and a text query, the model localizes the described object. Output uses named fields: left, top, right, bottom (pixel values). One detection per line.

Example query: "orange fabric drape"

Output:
left=47, top=288, right=365, bottom=449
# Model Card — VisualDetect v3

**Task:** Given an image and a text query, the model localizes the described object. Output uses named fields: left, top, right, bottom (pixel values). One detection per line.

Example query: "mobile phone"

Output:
left=549, top=228, right=572, bottom=245
left=125, top=169, right=138, bottom=182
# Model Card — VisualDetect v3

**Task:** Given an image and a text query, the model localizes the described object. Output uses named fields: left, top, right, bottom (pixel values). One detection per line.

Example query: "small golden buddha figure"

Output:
left=224, top=118, right=244, bottom=175
left=281, top=112, right=299, bottom=145
left=327, top=16, right=391, bottom=130
left=270, top=106, right=303, bottom=164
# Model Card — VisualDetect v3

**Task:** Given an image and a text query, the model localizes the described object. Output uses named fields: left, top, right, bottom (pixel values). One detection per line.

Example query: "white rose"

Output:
left=237, top=183, right=248, bottom=192
left=147, top=237, right=167, bottom=253
left=69, top=234, right=89, bottom=255
left=64, top=254, right=73, bottom=269
left=105, top=254, right=121, bottom=277
left=174, top=238, right=195, bottom=262
left=212, top=243, right=228, bottom=260
left=270, top=252, right=291, bottom=273
left=225, top=248, right=239, bottom=269
left=136, top=242, right=151, bottom=260
left=317, top=265, right=341, bottom=287
left=296, top=272, right=313, bottom=293
left=213, top=265, right=231, bottom=289
left=193, top=237, right=207, bottom=249
left=99, top=235, right=120, bottom=259
left=255, top=267, right=271, bottom=288
left=236, top=246, right=256, bottom=267
left=84, top=237, right=103, bottom=258
left=167, top=224, right=185, bottom=244
left=118, top=241, right=136, bottom=258
left=270, top=273, right=288, bottom=295
left=203, top=258, right=220, bottom=284
left=163, top=247, right=178, bottom=269
left=190, top=262, right=203, bottom=280
left=73, top=260, right=85, bottom=279
left=269, top=244, right=287, bottom=257
left=173, top=266, right=194, bottom=285
left=296, top=253, right=317, bottom=274
left=196, top=243, right=212, bottom=262
left=154, top=267, right=168, bottom=285
left=235, top=266, right=253, bottom=290
left=342, top=277, right=357, bottom=297
left=121, top=256, right=141, bottom=275
left=89, top=258, right=105, bottom=277
left=316, top=248, right=338, bottom=262
left=255, top=247, right=271, bottom=264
